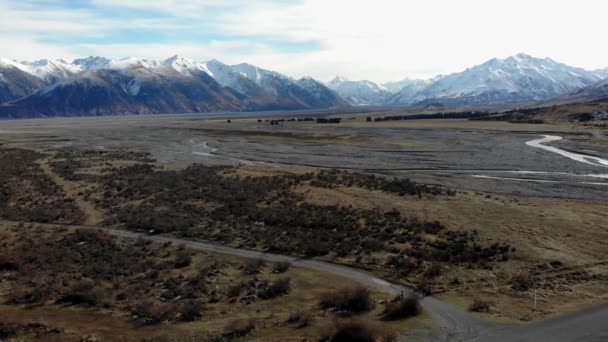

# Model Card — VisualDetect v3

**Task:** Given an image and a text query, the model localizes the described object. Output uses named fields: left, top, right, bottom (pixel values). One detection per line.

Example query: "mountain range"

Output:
left=0, top=56, right=348, bottom=118
left=329, top=54, right=608, bottom=107
left=1, top=53, right=607, bottom=118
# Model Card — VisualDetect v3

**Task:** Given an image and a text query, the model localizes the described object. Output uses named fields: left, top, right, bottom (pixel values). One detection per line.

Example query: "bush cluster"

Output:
left=382, top=295, right=421, bottom=320
left=0, top=229, right=224, bottom=326
left=319, top=286, right=374, bottom=315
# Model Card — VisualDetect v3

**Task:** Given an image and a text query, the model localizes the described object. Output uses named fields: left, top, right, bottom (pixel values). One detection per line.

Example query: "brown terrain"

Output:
left=1, top=109, right=607, bottom=340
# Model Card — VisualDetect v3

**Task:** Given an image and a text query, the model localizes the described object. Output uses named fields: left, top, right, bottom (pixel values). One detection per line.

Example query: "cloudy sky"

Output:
left=1, top=0, right=607, bottom=82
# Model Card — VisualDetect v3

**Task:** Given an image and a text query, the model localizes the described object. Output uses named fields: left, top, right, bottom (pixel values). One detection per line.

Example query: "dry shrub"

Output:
left=227, top=282, right=248, bottom=298
left=423, top=262, right=443, bottom=279
left=132, top=301, right=178, bottom=325
left=223, top=318, right=257, bottom=338
left=179, top=301, right=204, bottom=322
left=0, top=254, right=19, bottom=272
left=287, top=308, right=314, bottom=328
left=0, top=322, right=17, bottom=339
left=382, top=295, right=421, bottom=320
left=415, top=280, right=433, bottom=296
left=57, top=280, right=108, bottom=307
left=468, top=298, right=491, bottom=312
left=7, top=286, right=50, bottom=305
left=328, top=319, right=396, bottom=342
left=257, top=277, right=291, bottom=299
left=320, top=286, right=373, bottom=314
left=174, top=251, right=192, bottom=268
left=0, top=320, right=59, bottom=340
left=243, top=259, right=265, bottom=275
left=511, top=273, right=534, bottom=291
left=273, top=261, right=291, bottom=273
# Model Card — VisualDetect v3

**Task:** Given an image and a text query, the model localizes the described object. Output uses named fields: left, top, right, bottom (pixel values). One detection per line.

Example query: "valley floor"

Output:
left=0, top=111, right=607, bottom=340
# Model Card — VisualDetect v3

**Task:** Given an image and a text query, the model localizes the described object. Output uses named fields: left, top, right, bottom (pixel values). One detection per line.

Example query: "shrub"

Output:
left=511, top=274, right=534, bottom=291
left=0, top=322, right=17, bottom=339
left=0, top=255, right=19, bottom=272
left=227, top=282, right=247, bottom=298
left=57, top=281, right=106, bottom=307
left=132, top=301, right=177, bottom=325
left=468, top=298, right=491, bottom=312
left=382, top=295, right=421, bottom=320
left=257, top=277, right=291, bottom=299
left=423, top=263, right=443, bottom=279
left=7, top=286, right=49, bottom=305
left=174, top=251, right=192, bottom=268
left=179, top=301, right=204, bottom=322
left=415, top=281, right=433, bottom=297
left=287, top=308, right=314, bottom=328
left=243, top=259, right=266, bottom=275
left=386, top=256, right=417, bottom=276
left=273, top=261, right=291, bottom=273
left=223, top=318, right=256, bottom=338
left=320, top=286, right=373, bottom=314
left=328, top=319, right=396, bottom=342
left=360, top=238, right=384, bottom=252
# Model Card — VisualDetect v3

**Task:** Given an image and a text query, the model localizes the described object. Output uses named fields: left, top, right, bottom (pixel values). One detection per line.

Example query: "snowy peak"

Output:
left=388, top=53, right=606, bottom=106
left=231, top=63, right=263, bottom=83
left=329, top=76, right=349, bottom=87
left=382, top=78, right=431, bottom=93
left=73, top=56, right=113, bottom=70
left=2, top=58, right=80, bottom=83
left=594, top=67, right=608, bottom=79
left=327, top=76, right=390, bottom=106
left=110, top=57, right=162, bottom=70
left=232, top=63, right=287, bottom=85
left=0, top=58, right=23, bottom=69
left=163, top=55, right=203, bottom=76
left=198, top=59, right=258, bottom=94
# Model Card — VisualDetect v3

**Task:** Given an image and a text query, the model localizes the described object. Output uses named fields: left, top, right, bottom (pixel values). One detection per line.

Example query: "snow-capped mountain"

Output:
left=231, top=63, right=292, bottom=97
left=198, top=59, right=263, bottom=97
left=553, top=77, right=608, bottom=103
left=381, top=78, right=432, bottom=93
left=0, top=58, right=46, bottom=103
left=1, top=53, right=606, bottom=118
left=327, top=77, right=391, bottom=106
left=594, top=68, right=608, bottom=79
left=16, top=59, right=80, bottom=83
left=230, top=63, right=348, bottom=109
left=72, top=56, right=113, bottom=71
left=384, top=79, right=435, bottom=105
left=0, top=56, right=348, bottom=118
left=2, top=63, right=246, bottom=117
left=389, top=53, right=605, bottom=106
left=296, top=77, right=350, bottom=108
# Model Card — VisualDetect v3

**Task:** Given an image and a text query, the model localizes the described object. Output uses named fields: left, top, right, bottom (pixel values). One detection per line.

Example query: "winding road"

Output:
left=2, top=220, right=606, bottom=341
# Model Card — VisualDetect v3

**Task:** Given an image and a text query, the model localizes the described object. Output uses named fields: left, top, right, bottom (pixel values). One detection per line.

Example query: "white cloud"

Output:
left=78, top=40, right=265, bottom=62
left=0, top=35, right=77, bottom=60
left=1, top=0, right=608, bottom=83
left=215, top=0, right=608, bottom=82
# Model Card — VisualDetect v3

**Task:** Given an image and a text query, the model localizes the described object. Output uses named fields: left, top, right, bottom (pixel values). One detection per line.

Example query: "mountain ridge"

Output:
left=1, top=53, right=607, bottom=118
left=0, top=56, right=348, bottom=118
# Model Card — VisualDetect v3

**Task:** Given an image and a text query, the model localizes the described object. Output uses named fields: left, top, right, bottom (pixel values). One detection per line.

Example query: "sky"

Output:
left=1, top=0, right=607, bottom=83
